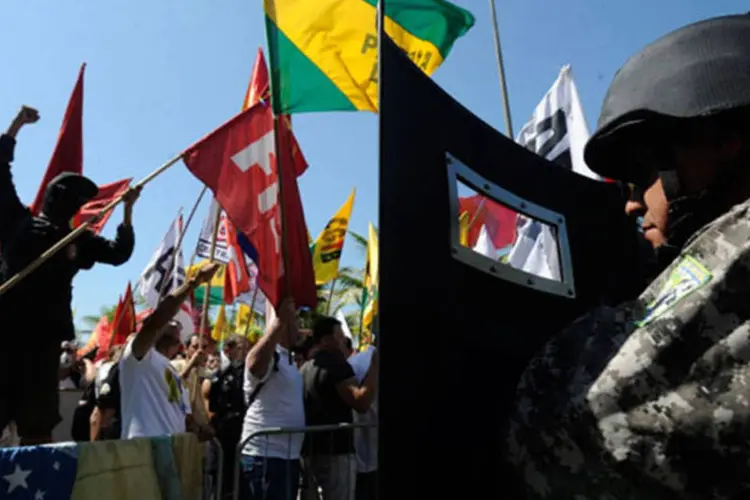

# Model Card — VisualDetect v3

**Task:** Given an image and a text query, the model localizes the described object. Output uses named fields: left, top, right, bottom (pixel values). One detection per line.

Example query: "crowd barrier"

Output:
left=231, top=422, right=378, bottom=500
left=0, top=432, right=223, bottom=500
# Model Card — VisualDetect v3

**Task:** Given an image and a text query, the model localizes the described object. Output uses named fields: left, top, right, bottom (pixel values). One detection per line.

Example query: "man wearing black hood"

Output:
left=506, top=14, right=750, bottom=500
left=0, top=106, right=139, bottom=445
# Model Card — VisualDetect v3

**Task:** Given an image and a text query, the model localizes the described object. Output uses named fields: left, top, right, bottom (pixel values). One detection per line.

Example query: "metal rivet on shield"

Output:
left=484, top=183, right=490, bottom=191
left=527, top=277, right=534, bottom=286
left=520, top=202, right=527, bottom=210
left=490, top=265, right=497, bottom=273
left=568, top=289, right=574, bottom=296
left=451, top=247, right=458, bottom=255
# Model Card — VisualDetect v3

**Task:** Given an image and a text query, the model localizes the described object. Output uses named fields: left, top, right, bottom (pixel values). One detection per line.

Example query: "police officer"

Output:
left=506, top=14, right=750, bottom=500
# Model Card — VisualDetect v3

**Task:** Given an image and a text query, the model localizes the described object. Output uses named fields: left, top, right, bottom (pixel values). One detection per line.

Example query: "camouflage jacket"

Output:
left=506, top=199, right=750, bottom=500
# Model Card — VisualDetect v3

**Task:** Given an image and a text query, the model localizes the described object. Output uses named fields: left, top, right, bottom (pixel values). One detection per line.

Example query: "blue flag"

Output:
left=1, top=443, right=78, bottom=500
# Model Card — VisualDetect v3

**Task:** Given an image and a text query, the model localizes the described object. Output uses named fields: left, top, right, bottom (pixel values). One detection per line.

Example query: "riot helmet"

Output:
left=584, top=14, right=750, bottom=262
left=41, top=172, right=98, bottom=224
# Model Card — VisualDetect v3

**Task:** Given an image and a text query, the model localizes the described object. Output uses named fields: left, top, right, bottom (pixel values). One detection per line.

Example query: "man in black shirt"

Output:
left=301, top=317, right=378, bottom=500
left=93, top=362, right=122, bottom=441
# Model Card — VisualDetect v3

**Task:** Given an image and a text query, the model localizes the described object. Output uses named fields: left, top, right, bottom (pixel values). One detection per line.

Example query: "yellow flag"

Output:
left=458, top=211, right=470, bottom=247
left=236, top=303, right=252, bottom=332
left=361, top=222, right=379, bottom=336
left=311, top=189, right=356, bottom=285
left=212, top=304, right=227, bottom=342
left=186, top=260, right=226, bottom=287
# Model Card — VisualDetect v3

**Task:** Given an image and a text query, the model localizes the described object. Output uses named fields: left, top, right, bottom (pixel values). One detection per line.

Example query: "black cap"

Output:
left=585, top=14, right=750, bottom=183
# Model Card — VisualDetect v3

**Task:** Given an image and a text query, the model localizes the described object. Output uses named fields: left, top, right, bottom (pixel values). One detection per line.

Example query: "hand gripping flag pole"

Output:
left=0, top=152, right=183, bottom=298
left=0, top=111, right=244, bottom=299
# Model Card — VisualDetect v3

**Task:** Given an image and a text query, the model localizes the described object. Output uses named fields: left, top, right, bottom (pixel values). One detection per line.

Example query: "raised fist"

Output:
left=15, top=106, right=39, bottom=126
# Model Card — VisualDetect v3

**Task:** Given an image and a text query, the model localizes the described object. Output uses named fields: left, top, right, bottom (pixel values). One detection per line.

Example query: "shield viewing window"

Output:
left=447, top=153, right=576, bottom=298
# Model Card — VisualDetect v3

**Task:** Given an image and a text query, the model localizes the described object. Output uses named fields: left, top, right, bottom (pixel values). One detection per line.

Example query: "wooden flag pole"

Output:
left=199, top=206, right=222, bottom=338
left=0, top=153, right=184, bottom=298
left=271, top=115, right=294, bottom=364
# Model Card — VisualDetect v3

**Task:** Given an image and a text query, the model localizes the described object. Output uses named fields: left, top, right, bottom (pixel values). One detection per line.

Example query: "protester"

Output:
left=0, top=106, right=140, bottom=445
left=347, top=344, right=378, bottom=500
left=300, top=316, right=378, bottom=500
left=172, top=333, right=214, bottom=430
left=118, top=262, right=219, bottom=439
left=241, top=298, right=305, bottom=500
left=506, top=14, right=750, bottom=499
left=207, top=334, right=249, bottom=500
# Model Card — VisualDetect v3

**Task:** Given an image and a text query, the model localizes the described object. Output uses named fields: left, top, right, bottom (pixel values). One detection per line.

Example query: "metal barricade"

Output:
left=232, top=422, right=377, bottom=500
left=203, top=437, right=225, bottom=500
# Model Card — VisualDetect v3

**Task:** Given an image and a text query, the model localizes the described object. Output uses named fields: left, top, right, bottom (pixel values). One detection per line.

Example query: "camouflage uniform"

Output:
left=507, top=199, right=750, bottom=499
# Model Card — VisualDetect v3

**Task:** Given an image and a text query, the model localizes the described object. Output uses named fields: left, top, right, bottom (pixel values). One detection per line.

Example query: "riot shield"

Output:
left=378, top=35, right=645, bottom=498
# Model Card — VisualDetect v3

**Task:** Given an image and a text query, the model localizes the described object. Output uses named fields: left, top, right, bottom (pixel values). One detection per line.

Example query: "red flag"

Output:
left=244, top=48, right=270, bottom=109
left=76, top=178, right=131, bottom=234
left=31, top=64, right=85, bottom=215
left=77, top=315, right=109, bottom=358
left=183, top=103, right=316, bottom=308
left=245, top=48, right=308, bottom=177
left=223, top=217, right=251, bottom=304
left=459, top=195, right=517, bottom=249
left=96, top=283, right=135, bottom=362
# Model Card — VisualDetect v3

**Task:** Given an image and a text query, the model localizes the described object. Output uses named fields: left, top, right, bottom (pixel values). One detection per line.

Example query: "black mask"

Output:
left=41, top=173, right=98, bottom=224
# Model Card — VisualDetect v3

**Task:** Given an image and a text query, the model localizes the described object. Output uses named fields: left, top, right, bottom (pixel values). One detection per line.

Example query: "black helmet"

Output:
left=585, top=14, right=750, bottom=184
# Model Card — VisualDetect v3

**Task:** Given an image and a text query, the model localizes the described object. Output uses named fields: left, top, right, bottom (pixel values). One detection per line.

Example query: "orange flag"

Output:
left=77, top=315, right=109, bottom=358
left=31, top=64, right=85, bottom=215
left=245, top=48, right=308, bottom=176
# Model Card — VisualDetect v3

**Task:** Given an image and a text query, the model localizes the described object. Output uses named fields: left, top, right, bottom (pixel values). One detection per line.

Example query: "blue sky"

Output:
left=0, top=0, right=743, bottom=326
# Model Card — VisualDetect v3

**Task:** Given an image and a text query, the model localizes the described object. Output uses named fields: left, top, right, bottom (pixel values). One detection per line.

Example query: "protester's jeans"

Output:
left=302, top=454, right=357, bottom=500
left=241, top=455, right=300, bottom=500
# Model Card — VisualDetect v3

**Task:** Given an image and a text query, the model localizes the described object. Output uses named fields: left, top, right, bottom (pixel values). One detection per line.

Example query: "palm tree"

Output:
left=81, top=304, right=118, bottom=330
left=309, top=228, right=373, bottom=332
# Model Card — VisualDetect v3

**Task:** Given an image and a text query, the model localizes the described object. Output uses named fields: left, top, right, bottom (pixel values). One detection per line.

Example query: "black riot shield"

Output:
left=378, top=36, right=646, bottom=498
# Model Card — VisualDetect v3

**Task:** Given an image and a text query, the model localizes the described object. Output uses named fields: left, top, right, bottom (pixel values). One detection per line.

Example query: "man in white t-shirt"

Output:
left=240, top=298, right=305, bottom=500
left=119, top=262, right=219, bottom=439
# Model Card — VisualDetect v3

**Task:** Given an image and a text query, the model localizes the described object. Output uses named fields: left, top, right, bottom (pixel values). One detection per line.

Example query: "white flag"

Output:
left=196, top=199, right=230, bottom=264
left=137, top=213, right=194, bottom=339
left=472, top=225, right=498, bottom=259
left=508, top=65, right=600, bottom=281
left=236, top=260, right=267, bottom=315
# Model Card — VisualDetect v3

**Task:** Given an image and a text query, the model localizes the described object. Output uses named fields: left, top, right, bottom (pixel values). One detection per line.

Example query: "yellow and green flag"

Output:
left=361, top=222, right=379, bottom=337
left=264, top=0, right=475, bottom=113
left=187, top=260, right=227, bottom=306
left=311, top=189, right=356, bottom=285
left=212, top=304, right=227, bottom=341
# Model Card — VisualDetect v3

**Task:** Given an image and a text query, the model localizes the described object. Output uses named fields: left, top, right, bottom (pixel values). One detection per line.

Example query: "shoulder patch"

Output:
left=100, top=383, right=111, bottom=396
left=638, top=255, right=712, bottom=327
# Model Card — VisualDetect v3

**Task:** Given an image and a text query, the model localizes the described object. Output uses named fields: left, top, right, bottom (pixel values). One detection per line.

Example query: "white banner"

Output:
left=196, top=199, right=230, bottom=264
left=508, top=66, right=600, bottom=281
left=136, top=213, right=194, bottom=338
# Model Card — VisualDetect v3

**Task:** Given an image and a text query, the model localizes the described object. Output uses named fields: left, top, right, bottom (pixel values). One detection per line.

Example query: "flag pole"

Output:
left=488, top=0, right=514, bottom=138
left=325, top=278, right=337, bottom=315
left=157, top=186, right=208, bottom=305
left=271, top=114, right=295, bottom=364
left=0, top=153, right=184, bottom=297
left=199, top=206, right=222, bottom=338
left=244, top=285, right=260, bottom=337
